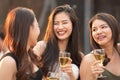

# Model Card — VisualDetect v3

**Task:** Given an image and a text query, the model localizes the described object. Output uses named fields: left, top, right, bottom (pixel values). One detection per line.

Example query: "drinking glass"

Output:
left=93, top=49, right=107, bottom=78
left=59, top=51, right=71, bottom=80
left=46, top=72, right=59, bottom=80
left=59, top=51, right=71, bottom=67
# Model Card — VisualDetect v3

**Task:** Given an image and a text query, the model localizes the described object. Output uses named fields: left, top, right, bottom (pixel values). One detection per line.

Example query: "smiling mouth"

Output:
left=97, top=35, right=106, bottom=41
left=57, top=31, right=66, bottom=36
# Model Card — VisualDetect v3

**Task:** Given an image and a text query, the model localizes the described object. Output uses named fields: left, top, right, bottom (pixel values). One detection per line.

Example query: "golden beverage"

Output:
left=59, top=57, right=69, bottom=67
left=46, top=77, right=59, bottom=80
left=94, top=54, right=105, bottom=65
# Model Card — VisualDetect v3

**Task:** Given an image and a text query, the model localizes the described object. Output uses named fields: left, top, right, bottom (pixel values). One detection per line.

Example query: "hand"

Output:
left=60, top=58, right=74, bottom=75
left=91, top=60, right=105, bottom=78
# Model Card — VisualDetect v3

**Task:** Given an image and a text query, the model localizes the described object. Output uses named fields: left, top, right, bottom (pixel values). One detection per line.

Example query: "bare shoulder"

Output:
left=82, top=52, right=95, bottom=63
left=80, top=51, right=95, bottom=80
left=0, top=56, right=17, bottom=72
left=80, top=51, right=95, bottom=70
left=0, top=56, right=17, bottom=79
left=0, top=56, right=16, bottom=68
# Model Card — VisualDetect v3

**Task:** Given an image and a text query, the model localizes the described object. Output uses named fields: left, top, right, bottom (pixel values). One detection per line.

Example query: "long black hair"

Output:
left=41, top=4, right=82, bottom=76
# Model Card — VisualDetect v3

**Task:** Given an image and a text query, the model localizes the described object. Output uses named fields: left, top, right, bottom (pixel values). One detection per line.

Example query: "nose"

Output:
left=96, top=28, right=102, bottom=34
left=58, top=23, right=64, bottom=29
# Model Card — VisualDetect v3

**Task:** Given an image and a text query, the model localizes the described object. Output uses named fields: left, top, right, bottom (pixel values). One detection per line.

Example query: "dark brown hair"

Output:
left=89, top=13, right=119, bottom=49
left=89, top=13, right=120, bottom=65
left=4, top=7, right=40, bottom=80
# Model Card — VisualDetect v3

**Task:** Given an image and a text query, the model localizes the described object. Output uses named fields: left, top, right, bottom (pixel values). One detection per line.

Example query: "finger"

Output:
left=91, top=66, right=104, bottom=74
left=92, top=60, right=101, bottom=66
left=67, top=58, right=72, bottom=64
left=61, top=64, right=72, bottom=71
left=62, top=67, right=73, bottom=73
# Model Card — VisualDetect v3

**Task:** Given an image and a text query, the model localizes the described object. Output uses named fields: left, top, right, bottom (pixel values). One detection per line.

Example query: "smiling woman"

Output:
left=33, top=4, right=84, bottom=80
left=91, top=19, right=112, bottom=46
left=53, top=12, right=72, bottom=42
left=80, top=13, right=120, bottom=80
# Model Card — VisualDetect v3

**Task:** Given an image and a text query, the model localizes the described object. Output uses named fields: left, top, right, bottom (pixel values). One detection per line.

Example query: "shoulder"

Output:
left=0, top=55, right=17, bottom=79
left=80, top=51, right=95, bottom=80
left=82, top=51, right=95, bottom=63
left=0, top=55, right=17, bottom=72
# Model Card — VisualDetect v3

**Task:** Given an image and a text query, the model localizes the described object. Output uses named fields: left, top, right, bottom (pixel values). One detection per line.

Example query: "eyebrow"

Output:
left=54, top=19, right=69, bottom=22
left=100, top=24, right=108, bottom=26
left=92, top=24, right=108, bottom=28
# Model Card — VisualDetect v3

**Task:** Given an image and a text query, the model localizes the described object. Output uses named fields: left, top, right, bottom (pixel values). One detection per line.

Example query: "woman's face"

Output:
left=91, top=19, right=113, bottom=46
left=29, top=18, right=40, bottom=47
left=53, top=12, right=72, bottom=41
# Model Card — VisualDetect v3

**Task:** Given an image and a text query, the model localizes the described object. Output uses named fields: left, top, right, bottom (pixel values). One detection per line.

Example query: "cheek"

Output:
left=105, top=28, right=112, bottom=39
left=68, top=25, right=72, bottom=33
left=53, top=26, right=57, bottom=34
left=37, top=28, right=40, bottom=37
left=92, top=32, right=96, bottom=40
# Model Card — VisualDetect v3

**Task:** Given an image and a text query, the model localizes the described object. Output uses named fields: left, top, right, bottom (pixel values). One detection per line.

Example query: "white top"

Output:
left=33, top=41, right=79, bottom=80
left=59, top=64, right=79, bottom=80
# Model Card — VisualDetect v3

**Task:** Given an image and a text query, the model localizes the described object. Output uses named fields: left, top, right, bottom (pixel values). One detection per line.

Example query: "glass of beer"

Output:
left=59, top=51, right=71, bottom=67
left=93, top=49, right=107, bottom=78
left=46, top=72, right=59, bottom=80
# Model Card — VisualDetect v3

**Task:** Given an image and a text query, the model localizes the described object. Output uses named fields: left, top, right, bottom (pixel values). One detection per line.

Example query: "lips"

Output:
left=97, top=35, right=106, bottom=41
left=57, top=31, right=66, bottom=36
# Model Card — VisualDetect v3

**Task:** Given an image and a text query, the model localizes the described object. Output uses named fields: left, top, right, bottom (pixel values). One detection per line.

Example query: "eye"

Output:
left=92, top=28, right=97, bottom=32
left=101, top=26, right=105, bottom=29
left=62, top=21, right=68, bottom=25
left=101, top=25, right=108, bottom=29
left=54, top=22, right=59, bottom=25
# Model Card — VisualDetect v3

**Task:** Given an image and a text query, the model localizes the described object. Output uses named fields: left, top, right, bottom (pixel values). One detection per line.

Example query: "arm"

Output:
left=0, top=56, right=17, bottom=80
left=80, top=54, right=96, bottom=80
left=33, top=41, right=47, bottom=59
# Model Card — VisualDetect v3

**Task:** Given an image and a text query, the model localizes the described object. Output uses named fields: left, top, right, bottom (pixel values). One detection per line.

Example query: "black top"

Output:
left=0, top=53, right=43, bottom=80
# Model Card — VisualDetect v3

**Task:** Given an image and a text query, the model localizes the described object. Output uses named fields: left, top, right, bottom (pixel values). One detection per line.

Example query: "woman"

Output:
left=80, top=13, right=120, bottom=80
left=33, top=4, right=84, bottom=80
left=0, top=7, right=42, bottom=80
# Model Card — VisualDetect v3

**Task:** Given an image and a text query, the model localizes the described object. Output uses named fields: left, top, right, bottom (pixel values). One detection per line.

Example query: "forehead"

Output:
left=54, top=12, right=70, bottom=21
left=92, top=19, right=108, bottom=27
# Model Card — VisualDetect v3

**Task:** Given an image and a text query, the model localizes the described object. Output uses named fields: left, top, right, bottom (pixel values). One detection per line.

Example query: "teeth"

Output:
left=58, top=31, right=65, bottom=35
left=97, top=35, right=105, bottom=40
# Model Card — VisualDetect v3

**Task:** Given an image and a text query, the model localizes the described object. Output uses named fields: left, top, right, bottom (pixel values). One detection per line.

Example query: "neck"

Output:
left=58, top=40, right=68, bottom=51
left=102, top=45, right=115, bottom=59
left=101, top=41, right=115, bottom=59
left=1, top=46, right=8, bottom=54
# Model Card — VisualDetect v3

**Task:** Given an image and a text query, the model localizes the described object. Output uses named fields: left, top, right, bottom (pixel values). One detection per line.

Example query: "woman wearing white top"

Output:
left=33, top=4, right=84, bottom=80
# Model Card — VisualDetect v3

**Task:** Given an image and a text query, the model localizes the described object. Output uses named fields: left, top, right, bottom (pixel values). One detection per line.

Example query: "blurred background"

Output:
left=0, top=0, right=120, bottom=54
